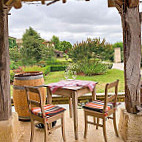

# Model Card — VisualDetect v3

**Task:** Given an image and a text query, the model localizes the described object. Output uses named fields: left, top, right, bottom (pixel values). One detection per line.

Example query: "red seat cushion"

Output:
left=31, top=104, right=66, bottom=120
left=83, top=100, right=113, bottom=116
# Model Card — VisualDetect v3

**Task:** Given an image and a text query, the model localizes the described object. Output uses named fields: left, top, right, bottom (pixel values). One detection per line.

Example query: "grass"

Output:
left=44, top=69, right=124, bottom=93
left=10, top=69, right=124, bottom=96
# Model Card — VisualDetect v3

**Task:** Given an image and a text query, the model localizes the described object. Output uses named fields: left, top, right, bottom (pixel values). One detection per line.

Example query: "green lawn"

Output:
left=10, top=69, right=124, bottom=96
left=44, top=69, right=124, bottom=93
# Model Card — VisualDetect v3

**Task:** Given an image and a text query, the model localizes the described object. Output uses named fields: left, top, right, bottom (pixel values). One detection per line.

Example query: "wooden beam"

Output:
left=120, top=2, right=141, bottom=113
left=140, top=12, right=142, bottom=23
left=41, top=0, right=45, bottom=4
left=108, top=0, right=116, bottom=7
left=0, top=2, right=11, bottom=120
left=47, top=0, right=59, bottom=6
left=62, top=0, right=66, bottom=3
left=128, top=0, right=139, bottom=8
left=13, top=0, right=22, bottom=9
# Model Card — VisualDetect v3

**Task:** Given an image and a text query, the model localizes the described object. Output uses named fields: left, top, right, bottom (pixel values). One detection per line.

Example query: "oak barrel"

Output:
left=13, top=71, right=46, bottom=120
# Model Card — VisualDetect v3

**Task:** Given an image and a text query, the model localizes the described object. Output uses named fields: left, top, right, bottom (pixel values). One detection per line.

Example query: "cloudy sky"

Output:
left=9, top=0, right=123, bottom=44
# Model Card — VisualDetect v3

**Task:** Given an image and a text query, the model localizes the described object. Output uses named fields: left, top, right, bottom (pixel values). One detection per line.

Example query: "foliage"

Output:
left=41, top=44, right=55, bottom=63
left=106, top=63, right=113, bottom=69
left=50, top=65, right=67, bottom=72
left=10, top=60, right=18, bottom=70
left=69, top=38, right=113, bottom=76
left=112, top=42, right=123, bottom=62
left=70, top=38, right=114, bottom=62
left=46, top=59, right=69, bottom=66
left=58, top=41, right=72, bottom=53
left=51, top=35, right=60, bottom=50
left=42, top=66, right=51, bottom=75
left=21, top=27, right=45, bottom=65
left=68, top=60, right=108, bottom=76
left=9, top=37, right=17, bottom=48
left=10, top=70, right=15, bottom=83
left=22, top=65, right=49, bottom=76
left=9, top=46, right=21, bottom=62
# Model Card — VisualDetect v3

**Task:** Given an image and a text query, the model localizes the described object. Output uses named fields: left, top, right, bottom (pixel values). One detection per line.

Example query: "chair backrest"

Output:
left=25, top=86, right=46, bottom=117
left=103, top=80, right=119, bottom=111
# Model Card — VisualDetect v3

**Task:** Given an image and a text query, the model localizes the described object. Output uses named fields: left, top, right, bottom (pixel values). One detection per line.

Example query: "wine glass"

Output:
left=64, top=71, right=69, bottom=80
left=72, top=71, right=77, bottom=80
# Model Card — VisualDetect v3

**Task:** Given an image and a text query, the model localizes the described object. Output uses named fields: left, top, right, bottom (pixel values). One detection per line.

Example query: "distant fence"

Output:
left=11, top=92, right=125, bottom=105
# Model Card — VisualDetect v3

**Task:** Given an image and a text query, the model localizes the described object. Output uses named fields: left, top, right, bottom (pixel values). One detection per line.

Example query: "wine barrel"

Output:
left=13, top=71, right=46, bottom=120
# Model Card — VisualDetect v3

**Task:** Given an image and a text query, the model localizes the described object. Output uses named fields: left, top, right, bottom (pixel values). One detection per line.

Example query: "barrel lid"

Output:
left=14, top=71, right=43, bottom=77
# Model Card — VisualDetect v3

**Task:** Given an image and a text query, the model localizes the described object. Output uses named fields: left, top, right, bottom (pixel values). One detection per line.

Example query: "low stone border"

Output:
left=11, top=92, right=125, bottom=105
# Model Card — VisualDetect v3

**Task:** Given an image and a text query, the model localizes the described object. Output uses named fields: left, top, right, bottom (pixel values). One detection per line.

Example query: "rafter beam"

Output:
left=108, top=0, right=139, bottom=8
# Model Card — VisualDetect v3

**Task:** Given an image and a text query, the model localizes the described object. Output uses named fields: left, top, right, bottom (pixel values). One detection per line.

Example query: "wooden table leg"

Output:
left=46, top=87, right=52, bottom=130
left=69, top=97, right=73, bottom=118
left=92, top=86, right=96, bottom=101
left=46, top=87, right=52, bottom=104
left=72, top=91, right=78, bottom=140
left=92, top=86, right=97, bottom=124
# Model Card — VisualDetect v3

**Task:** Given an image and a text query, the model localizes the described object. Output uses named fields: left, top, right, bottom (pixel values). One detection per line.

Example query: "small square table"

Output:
left=44, top=80, right=97, bottom=140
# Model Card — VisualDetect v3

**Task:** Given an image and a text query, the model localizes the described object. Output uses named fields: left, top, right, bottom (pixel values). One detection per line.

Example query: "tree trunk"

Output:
left=0, top=1, right=11, bottom=120
left=121, top=4, right=141, bottom=113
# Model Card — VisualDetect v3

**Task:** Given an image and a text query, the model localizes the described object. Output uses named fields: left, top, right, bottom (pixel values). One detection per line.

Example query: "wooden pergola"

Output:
left=0, top=0, right=141, bottom=122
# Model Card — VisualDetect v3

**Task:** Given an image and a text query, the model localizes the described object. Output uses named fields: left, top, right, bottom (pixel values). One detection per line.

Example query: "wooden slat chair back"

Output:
left=25, top=86, right=66, bottom=142
left=83, top=80, right=119, bottom=142
left=103, top=80, right=118, bottom=115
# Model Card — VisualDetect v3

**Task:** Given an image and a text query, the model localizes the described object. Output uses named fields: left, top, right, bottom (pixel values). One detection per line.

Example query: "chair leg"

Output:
left=93, top=117, right=96, bottom=125
left=69, top=97, right=72, bottom=118
left=84, top=112, right=88, bottom=138
left=103, top=118, right=107, bottom=142
left=113, top=112, right=119, bottom=137
left=44, top=123, right=48, bottom=142
left=61, top=114, right=66, bottom=141
left=30, top=118, right=35, bottom=142
left=96, top=118, right=99, bottom=129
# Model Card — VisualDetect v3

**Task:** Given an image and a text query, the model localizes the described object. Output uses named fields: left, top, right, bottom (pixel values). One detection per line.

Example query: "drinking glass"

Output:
left=72, top=71, right=77, bottom=80
left=64, top=71, right=69, bottom=80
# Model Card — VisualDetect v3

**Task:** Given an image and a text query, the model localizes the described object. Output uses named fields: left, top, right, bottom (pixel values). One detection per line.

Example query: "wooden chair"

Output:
left=25, top=86, right=66, bottom=142
left=83, top=80, right=119, bottom=142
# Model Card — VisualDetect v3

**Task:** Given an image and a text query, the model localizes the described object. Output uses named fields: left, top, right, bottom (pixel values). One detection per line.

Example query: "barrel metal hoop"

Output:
left=14, top=74, right=43, bottom=80
left=13, top=85, right=25, bottom=90
left=13, top=84, right=45, bottom=90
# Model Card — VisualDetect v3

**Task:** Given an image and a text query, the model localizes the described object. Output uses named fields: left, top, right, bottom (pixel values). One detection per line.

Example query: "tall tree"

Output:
left=58, top=41, right=72, bottom=53
left=21, top=27, right=44, bottom=65
left=51, top=35, right=60, bottom=50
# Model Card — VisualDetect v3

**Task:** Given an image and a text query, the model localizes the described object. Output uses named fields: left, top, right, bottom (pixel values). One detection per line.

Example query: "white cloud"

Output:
left=9, top=0, right=123, bottom=44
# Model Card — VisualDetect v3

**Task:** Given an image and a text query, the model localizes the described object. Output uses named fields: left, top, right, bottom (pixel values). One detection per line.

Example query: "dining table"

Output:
left=44, top=80, right=97, bottom=140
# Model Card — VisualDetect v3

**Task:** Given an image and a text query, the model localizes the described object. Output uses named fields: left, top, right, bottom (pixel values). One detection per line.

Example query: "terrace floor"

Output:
left=18, top=104, right=124, bottom=142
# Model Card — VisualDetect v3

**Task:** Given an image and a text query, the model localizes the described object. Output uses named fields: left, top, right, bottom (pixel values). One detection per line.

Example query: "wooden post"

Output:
left=0, top=1, right=11, bottom=120
left=115, top=0, right=141, bottom=113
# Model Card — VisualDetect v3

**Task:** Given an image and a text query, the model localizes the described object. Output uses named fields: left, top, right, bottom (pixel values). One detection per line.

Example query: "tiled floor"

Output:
left=18, top=105, right=124, bottom=142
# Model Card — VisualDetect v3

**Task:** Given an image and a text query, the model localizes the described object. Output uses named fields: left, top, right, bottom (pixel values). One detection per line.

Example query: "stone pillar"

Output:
left=114, top=47, right=121, bottom=63
left=0, top=112, right=24, bottom=142
left=118, top=108, right=142, bottom=142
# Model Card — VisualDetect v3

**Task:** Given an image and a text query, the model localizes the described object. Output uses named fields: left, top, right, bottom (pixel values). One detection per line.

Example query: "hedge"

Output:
left=50, top=65, right=67, bottom=72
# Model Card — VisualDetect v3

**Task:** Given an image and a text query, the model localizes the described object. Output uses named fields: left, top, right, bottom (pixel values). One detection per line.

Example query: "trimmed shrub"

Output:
left=42, top=66, right=51, bottom=75
left=50, top=65, right=67, bottom=72
left=46, top=60, right=69, bottom=65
